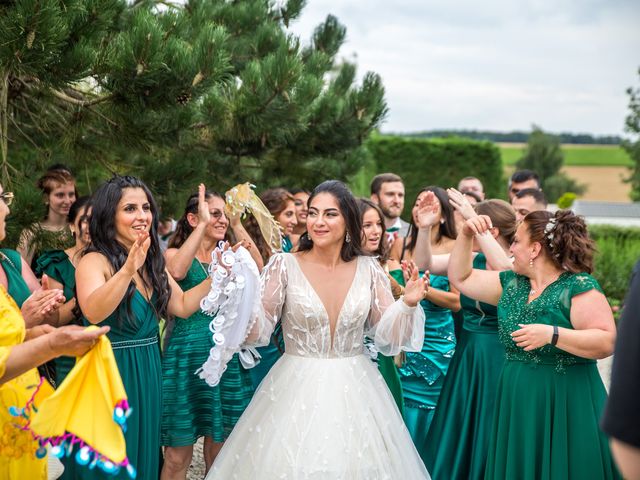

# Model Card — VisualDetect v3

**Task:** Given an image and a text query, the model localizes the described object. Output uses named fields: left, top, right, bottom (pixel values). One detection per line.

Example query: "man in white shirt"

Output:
left=370, top=173, right=410, bottom=244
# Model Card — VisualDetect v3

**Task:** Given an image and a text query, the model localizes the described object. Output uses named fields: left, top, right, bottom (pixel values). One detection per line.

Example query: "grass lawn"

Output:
left=500, top=144, right=633, bottom=167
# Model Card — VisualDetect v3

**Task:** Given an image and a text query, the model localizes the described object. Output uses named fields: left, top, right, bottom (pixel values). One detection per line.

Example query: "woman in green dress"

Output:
left=357, top=199, right=406, bottom=413
left=35, top=196, right=92, bottom=386
left=419, top=198, right=515, bottom=480
left=242, top=188, right=297, bottom=388
left=76, top=176, right=217, bottom=479
left=387, top=187, right=460, bottom=455
left=17, top=166, right=76, bottom=270
left=448, top=209, right=620, bottom=480
left=161, top=185, right=254, bottom=479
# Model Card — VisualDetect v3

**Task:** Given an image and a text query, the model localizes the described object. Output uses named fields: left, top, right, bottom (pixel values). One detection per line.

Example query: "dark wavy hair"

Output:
left=405, top=186, right=457, bottom=254
left=357, top=198, right=389, bottom=264
left=523, top=209, right=595, bottom=274
left=297, top=180, right=367, bottom=262
left=168, top=189, right=224, bottom=249
left=85, top=176, right=171, bottom=322
left=68, top=195, right=92, bottom=241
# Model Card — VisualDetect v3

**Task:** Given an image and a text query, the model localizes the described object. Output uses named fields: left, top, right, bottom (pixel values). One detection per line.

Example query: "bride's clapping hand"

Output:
left=415, top=191, right=440, bottom=229
left=403, top=264, right=429, bottom=307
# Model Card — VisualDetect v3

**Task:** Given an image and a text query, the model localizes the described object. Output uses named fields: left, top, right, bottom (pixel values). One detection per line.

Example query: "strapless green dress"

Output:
left=392, top=269, right=456, bottom=462
left=424, top=253, right=503, bottom=479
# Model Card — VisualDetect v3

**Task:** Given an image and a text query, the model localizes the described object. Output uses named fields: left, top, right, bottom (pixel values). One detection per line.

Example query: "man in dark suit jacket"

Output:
left=370, top=173, right=410, bottom=244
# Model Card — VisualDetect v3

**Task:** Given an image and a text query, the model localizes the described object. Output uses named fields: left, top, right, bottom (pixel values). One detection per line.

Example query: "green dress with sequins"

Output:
left=485, top=270, right=620, bottom=480
left=161, top=259, right=254, bottom=446
left=36, top=250, right=78, bottom=385
left=424, top=253, right=504, bottom=480
left=391, top=269, right=456, bottom=461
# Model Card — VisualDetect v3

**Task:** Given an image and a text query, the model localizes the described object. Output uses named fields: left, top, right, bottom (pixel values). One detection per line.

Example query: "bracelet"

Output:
left=551, top=325, right=559, bottom=346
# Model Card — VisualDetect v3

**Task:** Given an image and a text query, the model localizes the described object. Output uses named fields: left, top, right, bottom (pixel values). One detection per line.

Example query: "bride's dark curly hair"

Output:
left=523, top=209, right=596, bottom=274
left=297, top=180, right=368, bottom=262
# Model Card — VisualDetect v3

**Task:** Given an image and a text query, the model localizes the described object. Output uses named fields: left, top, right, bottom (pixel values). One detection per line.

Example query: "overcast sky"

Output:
left=288, top=0, right=640, bottom=136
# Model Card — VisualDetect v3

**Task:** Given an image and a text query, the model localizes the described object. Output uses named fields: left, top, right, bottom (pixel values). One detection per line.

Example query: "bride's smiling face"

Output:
left=306, top=192, right=347, bottom=248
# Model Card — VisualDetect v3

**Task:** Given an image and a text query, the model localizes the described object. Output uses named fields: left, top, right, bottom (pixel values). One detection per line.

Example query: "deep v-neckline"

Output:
left=290, top=254, right=361, bottom=344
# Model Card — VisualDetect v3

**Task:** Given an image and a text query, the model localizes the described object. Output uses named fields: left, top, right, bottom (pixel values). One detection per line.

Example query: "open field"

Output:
left=499, top=143, right=633, bottom=167
left=503, top=165, right=631, bottom=202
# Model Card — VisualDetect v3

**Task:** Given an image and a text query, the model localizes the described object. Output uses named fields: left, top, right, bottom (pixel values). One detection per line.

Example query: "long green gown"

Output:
left=161, top=259, right=254, bottom=446
left=81, top=290, right=162, bottom=479
left=392, top=269, right=456, bottom=460
left=485, top=270, right=620, bottom=480
left=36, top=250, right=78, bottom=385
left=424, top=253, right=503, bottom=480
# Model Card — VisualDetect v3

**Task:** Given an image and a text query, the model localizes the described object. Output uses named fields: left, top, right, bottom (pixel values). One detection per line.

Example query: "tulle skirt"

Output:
left=207, top=353, right=430, bottom=479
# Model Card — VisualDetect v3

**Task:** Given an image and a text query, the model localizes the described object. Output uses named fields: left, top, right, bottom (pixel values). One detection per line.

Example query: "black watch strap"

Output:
left=551, top=324, right=559, bottom=346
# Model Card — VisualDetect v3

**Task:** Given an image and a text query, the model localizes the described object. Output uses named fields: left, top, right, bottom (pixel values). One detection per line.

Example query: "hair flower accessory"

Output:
left=544, top=217, right=557, bottom=244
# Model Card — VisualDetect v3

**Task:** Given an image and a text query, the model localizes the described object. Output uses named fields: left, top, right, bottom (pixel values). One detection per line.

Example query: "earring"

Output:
left=345, top=232, right=351, bottom=243
left=529, top=257, right=534, bottom=268
left=440, top=218, right=445, bottom=224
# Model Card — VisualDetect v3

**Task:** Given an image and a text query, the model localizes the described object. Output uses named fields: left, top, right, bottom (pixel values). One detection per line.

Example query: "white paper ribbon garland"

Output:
left=196, top=244, right=261, bottom=387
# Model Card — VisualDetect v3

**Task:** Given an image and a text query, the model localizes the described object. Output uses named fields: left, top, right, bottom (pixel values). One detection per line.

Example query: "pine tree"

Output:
left=0, top=0, right=387, bottom=245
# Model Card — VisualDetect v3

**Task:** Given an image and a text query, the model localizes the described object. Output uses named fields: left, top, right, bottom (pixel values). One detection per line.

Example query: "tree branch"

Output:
left=49, top=88, right=114, bottom=107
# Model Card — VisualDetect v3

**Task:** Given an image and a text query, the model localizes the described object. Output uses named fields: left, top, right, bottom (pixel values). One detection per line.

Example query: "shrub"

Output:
left=557, top=192, right=577, bottom=209
left=590, top=225, right=640, bottom=307
left=365, top=135, right=504, bottom=210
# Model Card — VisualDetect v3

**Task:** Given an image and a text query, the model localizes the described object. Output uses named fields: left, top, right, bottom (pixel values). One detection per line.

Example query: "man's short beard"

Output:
left=380, top=204, right=400, bottom=220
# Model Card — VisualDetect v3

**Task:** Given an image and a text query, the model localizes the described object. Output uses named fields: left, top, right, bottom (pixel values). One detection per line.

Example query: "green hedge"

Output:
left=590, top=225, right=640, bottom=305
left=365, top=135, right=504, bottom=211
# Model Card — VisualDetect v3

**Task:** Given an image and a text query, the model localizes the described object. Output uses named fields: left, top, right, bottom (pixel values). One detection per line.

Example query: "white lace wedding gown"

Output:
left=206, top=253, right=430, bottom=479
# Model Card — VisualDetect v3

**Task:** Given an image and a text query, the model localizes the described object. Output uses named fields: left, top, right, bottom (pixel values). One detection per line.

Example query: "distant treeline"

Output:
left=398, top=130, right=622, bottom=145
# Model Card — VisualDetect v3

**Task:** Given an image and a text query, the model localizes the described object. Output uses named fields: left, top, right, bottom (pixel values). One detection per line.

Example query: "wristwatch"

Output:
left=551, top=325, right=559, bottom=346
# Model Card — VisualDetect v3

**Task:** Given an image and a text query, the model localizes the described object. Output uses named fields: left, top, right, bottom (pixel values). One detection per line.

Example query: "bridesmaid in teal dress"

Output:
left=242, top=188, right=298, bottom=388
left=35, top=196, right=92, bottom=386
left=388, top=187, right=460, bottom=456
left=449, top=209, right=620, bottom=480
left=161, top=186, right=254, bottom=477
left=422, top=199, right=515, bottom=480
left=76, top=176, right=216, bottom=479
left=358, top=199, right=406, bottom=414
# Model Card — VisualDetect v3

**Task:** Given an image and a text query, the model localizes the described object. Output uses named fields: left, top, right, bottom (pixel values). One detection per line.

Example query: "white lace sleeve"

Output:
left=245, top=253, right=287, bottom=347
left=365, top=258, right=425, bottom=356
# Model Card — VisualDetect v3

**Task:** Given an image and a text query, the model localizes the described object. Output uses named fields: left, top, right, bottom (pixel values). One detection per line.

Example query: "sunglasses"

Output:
left=0, top=192, right=14, bottom=206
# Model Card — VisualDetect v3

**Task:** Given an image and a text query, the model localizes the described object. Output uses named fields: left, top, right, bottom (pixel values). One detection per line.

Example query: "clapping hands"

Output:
left=21, top=274, right=65, bottom=327
left=402, top=261, right=430, bottom=307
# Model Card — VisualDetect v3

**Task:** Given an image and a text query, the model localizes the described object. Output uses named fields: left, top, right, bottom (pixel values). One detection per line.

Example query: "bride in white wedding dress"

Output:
left=206, top=180, right=431, bottom=479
